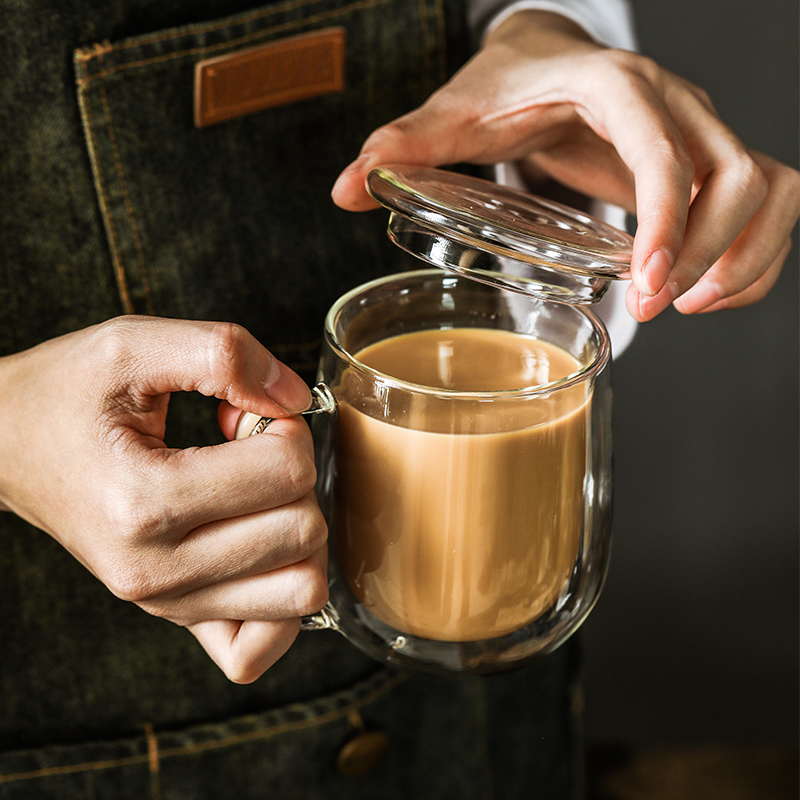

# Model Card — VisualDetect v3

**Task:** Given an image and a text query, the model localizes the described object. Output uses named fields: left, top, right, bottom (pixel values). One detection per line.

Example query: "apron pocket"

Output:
left=73, top=0, right=450, bottom=364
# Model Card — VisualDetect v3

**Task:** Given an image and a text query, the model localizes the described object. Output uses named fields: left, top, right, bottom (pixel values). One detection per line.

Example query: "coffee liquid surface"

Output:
left=335, top=328, right=589, bottom=641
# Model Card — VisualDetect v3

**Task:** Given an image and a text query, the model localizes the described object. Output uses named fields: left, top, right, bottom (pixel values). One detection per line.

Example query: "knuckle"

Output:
left=102, top=555, right=161, bottom=604
left=292, top=559, right=329, bottom=616
left=763, top=162, right=800, bottom=213
left=204, top=321, right=253, bottom=395
left=604, top=47, right=642, bottom=70
left=293, top=500, right=328, bottom=560
left=364, top=109, right=461, bottom=164
left=747, top=156, right=799, bottom=209
left=363, top=121, right=411, bottom=153
left=635, top=134, right=693, bottom=185
left=101, top=476, right=172, bottom=543
left=662, top=138, right=695, bottom=175
left=96, top=491, right=178, bottom=604
left=632, top=54, right=666, bottom=88
left=282, top=443, right=318, bottom=498
left=92, top=316, right=144, bottom=373
left=692, top=85, right=714, bottom=111
left=604, top=49, right=662, bottom=86
left=733, top=155, right=768, bottom=205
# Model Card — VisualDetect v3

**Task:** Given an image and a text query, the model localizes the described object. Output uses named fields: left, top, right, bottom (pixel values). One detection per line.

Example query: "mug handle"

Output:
left=235, top=382, right=341, bottom=633
left=300, top=603, right=340, bottom=631
left=234, top=382, right=336, bottom=438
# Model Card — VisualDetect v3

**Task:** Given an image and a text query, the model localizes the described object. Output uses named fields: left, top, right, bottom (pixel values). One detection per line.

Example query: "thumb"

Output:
left=103, top=316, right=311, bottom=419
left=331, top=101, right=465, bottom=212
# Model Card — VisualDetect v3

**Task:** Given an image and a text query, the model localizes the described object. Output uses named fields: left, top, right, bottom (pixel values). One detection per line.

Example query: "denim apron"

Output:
left=0, top=1, right=582, bottom=796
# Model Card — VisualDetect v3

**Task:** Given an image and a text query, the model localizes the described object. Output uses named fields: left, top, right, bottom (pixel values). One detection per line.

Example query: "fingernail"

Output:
left=637, top=280, right=681, bottom=321
left=234, top=410, right=264, bottom=439
left=264, top=360, right=312, bottom=414
left=640, top=248, right=674, bottom=296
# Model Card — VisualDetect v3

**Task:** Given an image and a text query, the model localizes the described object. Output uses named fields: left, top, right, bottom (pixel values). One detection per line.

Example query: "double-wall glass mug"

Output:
left=238, top=167, right=632, bottom=675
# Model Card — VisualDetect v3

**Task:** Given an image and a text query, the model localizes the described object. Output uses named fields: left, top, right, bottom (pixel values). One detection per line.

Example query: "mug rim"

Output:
left=324, top=268, right=611, bottom=400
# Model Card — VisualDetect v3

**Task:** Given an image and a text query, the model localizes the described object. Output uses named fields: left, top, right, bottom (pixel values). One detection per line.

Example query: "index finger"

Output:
left=92, top=316, right=312, bottom=421
left=571, top=56, right=697, bottom=300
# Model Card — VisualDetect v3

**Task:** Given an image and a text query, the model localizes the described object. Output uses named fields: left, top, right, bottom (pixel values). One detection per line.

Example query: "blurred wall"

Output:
left=582, top=0, right=799, bottom=746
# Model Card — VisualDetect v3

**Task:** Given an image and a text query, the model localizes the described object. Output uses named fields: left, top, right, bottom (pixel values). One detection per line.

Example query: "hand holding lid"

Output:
left=332, top=10, right=798, bottom=320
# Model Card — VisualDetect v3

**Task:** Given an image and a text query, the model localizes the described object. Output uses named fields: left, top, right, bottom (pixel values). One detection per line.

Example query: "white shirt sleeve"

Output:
left=468, top=0, right=638, bottom=50
left=493, top=163, right=638, bottom=357
left=469, top=0, right=640, bottom=356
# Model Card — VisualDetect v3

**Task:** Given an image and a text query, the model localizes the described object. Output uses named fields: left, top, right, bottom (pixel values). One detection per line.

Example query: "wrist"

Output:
left=483, top=9, right=598, bottom=54
left=0, top=350, right=27, bottom=515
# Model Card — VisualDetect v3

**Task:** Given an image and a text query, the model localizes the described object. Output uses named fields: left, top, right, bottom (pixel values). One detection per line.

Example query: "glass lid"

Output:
left=366, top=165, right=633, bottom=305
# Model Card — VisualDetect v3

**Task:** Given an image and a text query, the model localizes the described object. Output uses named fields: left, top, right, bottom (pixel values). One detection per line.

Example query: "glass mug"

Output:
left=239, top=269, right=613, bottom=675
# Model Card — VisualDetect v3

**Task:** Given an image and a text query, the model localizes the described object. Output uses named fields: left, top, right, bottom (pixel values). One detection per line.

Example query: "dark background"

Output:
left=582, top=0, right=799, bottom=748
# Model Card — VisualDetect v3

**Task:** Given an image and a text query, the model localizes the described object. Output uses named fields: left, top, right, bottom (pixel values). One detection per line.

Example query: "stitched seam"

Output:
left=76, top=0, right=330, bottom=58
left=0, top=754, right=149, bottom=786
left=74, top=40, right=114, bottom=64
left=98, top=79, right=155, bottom=316
left=74, top=58, right=136, bottom=315
left=158, top=671, right=408, bottom=758
left=0, top=672, right=407, bottom=785
left=76, top=0, right=389, bottom=86
left=143, top=723, right=160, bottom=800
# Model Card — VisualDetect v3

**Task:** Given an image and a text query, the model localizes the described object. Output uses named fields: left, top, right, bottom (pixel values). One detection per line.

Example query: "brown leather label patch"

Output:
left=194, top=27, right=346, bottom=128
